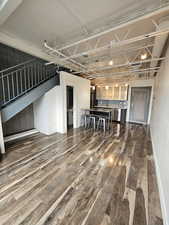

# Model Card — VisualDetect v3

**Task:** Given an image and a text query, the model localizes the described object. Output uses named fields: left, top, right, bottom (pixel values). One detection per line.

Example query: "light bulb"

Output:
left=141, top=53, right=147, bottom=60
left=108, top=156, right=114, bottom=165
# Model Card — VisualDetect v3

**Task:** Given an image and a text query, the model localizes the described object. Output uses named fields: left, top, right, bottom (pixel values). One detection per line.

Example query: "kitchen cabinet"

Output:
left=113, top=86, right=120, bottom=99
left=96, top=85, right=128, bottom=100
left=96, top=86, right=101, bottom=99
left=107, top=86, right=113, bottom=99
left=120, top=86, right=128, bottom=100
left=102, top=87, right=107, bottom=99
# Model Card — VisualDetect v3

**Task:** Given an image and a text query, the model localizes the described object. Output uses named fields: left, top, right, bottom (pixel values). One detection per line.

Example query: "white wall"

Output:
left=33, top=87, right=59, bottom=135
left=60, top=71, right=90, bottom=133
left=150, top=45, right=169, bottom=225
left=34, top=72, right=90, bottom=134
left=126, top=79, right=154, bottom=124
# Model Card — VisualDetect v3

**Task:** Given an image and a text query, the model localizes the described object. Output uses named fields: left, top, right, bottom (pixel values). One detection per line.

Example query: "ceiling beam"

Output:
left=56, top=4, right=169, bottom=51
left=92, top=71, right=158, bottom=79
left=74, top=57, right=165, bottom=74
left=59, top=28, right=169, bottom=62
left=89, top=67, right=160, bottom=78
left=44, top=41, right=86, bottom=70
left=83, top=44, right=154, bottom=64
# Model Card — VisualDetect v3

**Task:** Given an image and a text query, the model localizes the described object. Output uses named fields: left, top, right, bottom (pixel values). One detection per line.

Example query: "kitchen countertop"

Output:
left=94, top=105, right=127, bottom=110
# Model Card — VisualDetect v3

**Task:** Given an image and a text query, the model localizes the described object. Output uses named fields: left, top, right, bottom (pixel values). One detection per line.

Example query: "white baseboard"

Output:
left=150, top=128, right=169, bottom=225
left=4, top=129, right=39, bottom=143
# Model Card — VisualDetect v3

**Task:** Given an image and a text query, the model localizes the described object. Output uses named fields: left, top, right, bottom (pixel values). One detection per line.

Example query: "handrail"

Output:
left=0, top=60, right=57, bottom=107
left=0, top=59, right=36, bottom=74
left=1, top=62, right=56, bottom=79
left=0, top=60, right=48, bottom=78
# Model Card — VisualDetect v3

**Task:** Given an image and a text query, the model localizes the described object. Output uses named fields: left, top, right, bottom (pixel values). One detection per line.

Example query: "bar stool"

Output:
left=84, top=114, right=90, bottom=128
left=89, top=115, right=97, bottom=130
left=84, top=114, right=96, bottom=130
left=97, top=116, right=108, bottom=132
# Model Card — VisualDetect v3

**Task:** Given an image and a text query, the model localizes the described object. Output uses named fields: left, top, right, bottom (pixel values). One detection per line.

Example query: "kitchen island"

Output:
left=94, top=105, right=127, bottom=123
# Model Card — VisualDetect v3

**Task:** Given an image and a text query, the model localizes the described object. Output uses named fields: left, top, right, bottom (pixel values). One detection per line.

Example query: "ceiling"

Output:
left=1, top=0, right=169, bottom=83
left=0, top=0, right=164, bottom=46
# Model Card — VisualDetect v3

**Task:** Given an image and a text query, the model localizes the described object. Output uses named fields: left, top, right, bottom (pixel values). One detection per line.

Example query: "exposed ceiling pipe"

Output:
left=59, top=43, right=154, bottom=62
left=44, top=41, right=86, bottom=69
left=83, top=44, right=154, bottom=63
left=91, top=71, right=159, bottom=79
left=45, top=61, right=55, bottom=65
left=59, top=28, right=169, bottom=62
left=46, top=43, right=154, bottom=68
left=74, top=57, right=165, bottom=74
left=89, top=67, right=160, bottom=78
left=56, top=5, right=169, bottom=51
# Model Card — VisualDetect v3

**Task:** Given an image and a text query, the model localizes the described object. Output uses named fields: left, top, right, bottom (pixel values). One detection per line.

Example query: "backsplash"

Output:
left=96, top=99, right=128, bottom=109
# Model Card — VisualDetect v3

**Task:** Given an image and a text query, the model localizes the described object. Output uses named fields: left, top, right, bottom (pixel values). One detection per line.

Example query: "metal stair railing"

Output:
left=0, top=59, right=57, bottom=107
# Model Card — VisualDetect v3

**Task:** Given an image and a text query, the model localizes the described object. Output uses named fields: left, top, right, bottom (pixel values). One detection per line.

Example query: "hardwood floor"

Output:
left=0, top=123, right=163, bottom=225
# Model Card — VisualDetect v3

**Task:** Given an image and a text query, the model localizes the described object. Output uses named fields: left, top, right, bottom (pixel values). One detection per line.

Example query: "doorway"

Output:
left=129, top=87, right=151, bottom=124
left=66, top=86, right=74, bottom=129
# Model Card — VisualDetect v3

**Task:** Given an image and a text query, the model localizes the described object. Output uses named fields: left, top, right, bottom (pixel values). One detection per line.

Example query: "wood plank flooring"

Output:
left=0, top=123, right=163, bottom=225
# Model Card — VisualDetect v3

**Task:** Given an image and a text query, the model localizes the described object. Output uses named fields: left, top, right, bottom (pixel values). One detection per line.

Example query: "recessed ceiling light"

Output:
left=125, top=83, right=128, bottom=87
left=141, top=53, right=147, bottom=60
left=105, top=86, right=109, bottom=90
left=115, top=84, right=118, bottom=87
left=109, top=60, right=114, bottom=66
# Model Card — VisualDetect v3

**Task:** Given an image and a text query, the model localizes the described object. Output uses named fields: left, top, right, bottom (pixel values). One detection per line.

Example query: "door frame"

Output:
left=66, top=85, right=74, bottom=129
left=129, top=86, right=152, bottom=124
left=126, top=80, right=154, bottom=125
left=63, top=83, right=77, bottom=133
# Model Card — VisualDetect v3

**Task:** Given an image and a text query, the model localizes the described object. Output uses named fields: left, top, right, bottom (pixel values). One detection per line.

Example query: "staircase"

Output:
left=0, top=59, right=60, bottom=122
